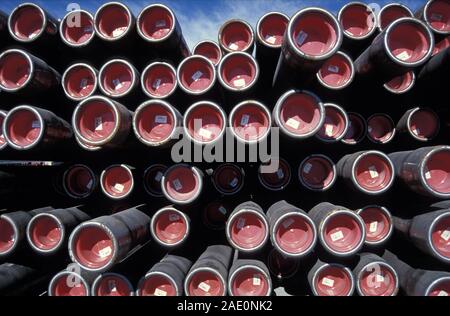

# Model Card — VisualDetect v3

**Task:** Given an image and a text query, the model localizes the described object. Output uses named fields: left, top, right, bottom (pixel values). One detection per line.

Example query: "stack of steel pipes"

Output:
left=0, top=0, right=449, bottom=297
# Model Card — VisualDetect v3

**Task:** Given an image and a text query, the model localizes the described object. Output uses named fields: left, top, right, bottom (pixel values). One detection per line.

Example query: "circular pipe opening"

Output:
left=138, top=273, right=177, bottom=296
left=63, top=164, right=96, bottom=199
left=95, top=3, right=131, bottom=40
left=4, top=107, right=42, bottom=149
left=203, top=201, right=228, bottom=230
left=274, top=213, right=316, bottom=256
left=212, top=164, right=243, bottom=195
left=137, top=4, right=174, bottom=41
left=354, top=152, right=394, bottom=193
left=314, top=265, right=353, bottom=296
left=9, top=4, right=44, bottom=41
left=134, top=101, right=176, bottom=146
left=357, top=206, right=392, bottom=244
left=431, top=213, right=450, bottom=260
left=338, top=3, right=376, bottom=39
left=322, top=212, right=364, bottom=255
left=178, top=56, right=215, bottom=94
left=433, top=36, right=450, bottom=55
left=424, top=149, right=450, bottom=195
left=193, top=41, right=222, bottom=66
left=230, top=101, right=270, bottom=143
left=61, top=10, right=95, bottom=46
left=378, top=4, right=413, bottom=32
left=228, top=210, right=268, bottom=251
left=408, top=108, right=439, bottom=141
left=342, top=112, right=366, bottom=145
left=99, top=60, right=135, bottom=97
left=185, top=102, right=225, bottom=144
left=71, top=224, right=114, bottom=270
left=258, top=158, right=291, bottom=191
left=219, top=20, right=254, bottom=52
left=230, top=266, right=270, bottom=296
left=358, top=262, right=398, bottom=296
left=367, top=114, right=395, bottom=143
left=425, top=0, right=450, bottom=34
left=63, top=64, right=97, bottom=100
left=151, top=208, right=188, bottom=246
left=384, top=71, right=415, bottom=94
left=187, top=269, right=225, bottom=296
left=0, top=50, right=32, bottom=91
left=316, top=104, right=348, bottom=142
left=267, top=249, right=299, bottom=279
left=427, top=277, right=450, bottom=296
left=299, top=155, right=336, bottom=191
left=28, top=215, right=62, bottom=251
left=219, top=52, right=258, bottom=91
left=162, top=165, right=201, bottom=203
left=0, top=112, right=7, bottom=149
left=93, top=274, right=133, bottom=296
left=143, top=164, right=167, bottom=196
left=0, top=217, right=16, bottom=254
left=50, top=273, right=88, bottom=296
left=257, top=12, right=289, bottom=47
left=101, top=165, right=133, bottom=199
left=317, top=52, right=354, bottom=89
left=142, top=62, right=176, bottom=98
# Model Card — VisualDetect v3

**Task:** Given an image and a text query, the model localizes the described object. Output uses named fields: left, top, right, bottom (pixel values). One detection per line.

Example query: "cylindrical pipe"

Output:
left=100, top=164, right=134, bottom=200
left=61, top=164, right=97, bottom=199
left=389, top=146, right=450, bottom=198
left=48, top=270, right=93, bottom=296
left=266, top=200, right=317, bottom=257
left=143, top=164, right=167, bottom=197
left=257, top=158, right=292, bottom=191
left=98, top=59, right=140, bottom=100
left=415, top=0, right=450, bottom=37
left=218, top=19, right=255, bottom=54
left=316, top=51, right=355, bottom=90
left=0, top=110, right=8, bottom=151
left=366, top=113, right=396, bottom=144
left=211, top=164, right=244, bottom=196
left=150, top=206, right=190, bottom=248
left=383, top=70, right=416, bottom=94
left=177, top=55, right=218, bottom=100
left=356, top=205, right=393, bottom=247
left=396, top=107, right=440, bottom=142
left=59, top=9, right=96, bottom=49
left=341, top=112, right=367, bottom=145
left=161, top=164, right=204, bottom=205
left=3, top=105, right=72, bottom=151
left=202, top=201, right=229, bottom=230
left=62, top=63, right=98, bottom=102
left=228, top=259, right=272, bottom=296
left=91, top=273, right=134, bottom=296
left=377, top=3, right=414, bottom=32
left=94, top=2, right=135, bottom=44
left=337, top=150, right=395, bottom=195
left=267, top=248, right=299, bottom=280
left=417, top=45, right=449, bottom=91
left=0, top=263, right=40, bottom=295
left=315, top=103, right=349, bottom=143
left=140, top=61, right=178, bottom=99
left=226, top=201, right=269, bottom=253
left=307, top=259, right=355, bottom=296
left=193, top=40, right=223, bottom=66
left=298, top=154, right=337, bottom=191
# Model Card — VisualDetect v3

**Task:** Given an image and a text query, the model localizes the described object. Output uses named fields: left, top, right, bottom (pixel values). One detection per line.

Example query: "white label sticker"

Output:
left=84, top=26, right=94, bottom=33
left=86, top=179, right=93, bottom=190
left=330, top=230, right=344, bottom=242
left=265, top=35, right=276, bottom=44
left=233, top=78, right=246, bottom=87
left=325, top=124, right=334, bottom=136
left=80, top=78, right=88, bottom=89
left=253, top=275, right=261, bottom=286
left=153, top=79, right=162, bottom=89
left=112, top=27, right=126, bottom=37
left=441, top=230, right=450, bottom=242
left=114, top=183, right=124, bottom=193
left=229, top=43, right=239, bottom=50
left=155, top=115, right=168, bottom=124
left=198, top=282, right=210, bottom=292
left=113, top=79, right=123, bottom=89
left=236, top=217, right=246, bottom=229
left=286, top=117, right=300, bottom=129
left=425, top=171, right=431, bottom=180
left=229, top=177, right=239, bottom=188
left=368, top=126, right=373, bottom=133
left=198, top=128, right=212, bottom=139
left=29, top=32, right=37, bottom=39
left=322, top=277, right=335, bottom=287
left=154, top=288, right=167, bottom=296
left=218, top=206, right=227, bottom=215
left=156, top=20, right=167, bottom=28
left=108, top=280, right=117, bottom=293
left=369, top=166, right=379, bottom=179
left=276, top=168, right=284, bottom=179
left=369, top=221, right=378, bottom=233
left=154, top=171, right=163, bottom=182
left=95, top=117, right=103, bottom=131
left=296, top=31, right=308, bottom=45
left=283, top=218, right=295, bottom=229
left=172, top=179, right=183, bottom=191
left=376, top=274, right=385, bottom=283
left=396, top=51, right=411, bottom=61
left=32, top=120, right=40, bottom=128
left=438, top=290, right=448, bottom=296
left=328, top=65, right=340, bottom=73
left=303, top=163, right=313, bottom=174
left=191, top=71, right=203, bottom=82
left=99, top=246, right=112, bottom=258
left=240, top=114, right=250, bottom=126
left=431, top=13, right=443, bottom=21
left=169, top=213, right=180, bottom=222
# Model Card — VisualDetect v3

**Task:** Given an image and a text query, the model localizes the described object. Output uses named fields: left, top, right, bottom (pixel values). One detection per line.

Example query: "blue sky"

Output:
left=0, top=0, right=423, bottom=49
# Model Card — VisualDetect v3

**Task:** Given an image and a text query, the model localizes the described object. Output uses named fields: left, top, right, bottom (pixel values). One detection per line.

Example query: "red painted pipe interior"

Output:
left=0, top=114, right=6, bottom=146
left=426, top=0, right=450, bottom=33
left=10, top=5, right=44, bottom=40
left=231, top=267, right=270, bottom=296
left=384, top=71, right=414, bottom=93
left=275, top=214, right=315, bottom=255
left=409, top=109, right=439, bottom=140
left=279, top=93, right=322, bottom=135
left=30, top=215, right=61, bottom=251
left=139, top=6, right=173, bottom=40
left=65, top=165, right=95, bottom=197
left=154, top=209, right=187, bottom=245
left=186, top=104, right=224, bottom=143
left=63, top=11, right=94, bottom=44
left=144, top=165, right=167, bottom=195
left=318, top=53, right=353, bottom=88
left=340, top=3, right=375, bottom=37
left=96, top=4, right=130, bottom=39
left=76, top=100, right=116, bottom=142
left=221, top=21, right=252, bottom=51
left=213, top=164, right=242, bottom=193
left=52, top=274, right=88, bottom=296
left=102, top=165, right=133, bottom=198
left=164, top=165, right=200, bottom=202
left=73, top=225, right=114, bottom=269
left=433, top=36, right=450, bottom=56
left=101, top=61, right=133, bottom=95
left=259, top=159, right=290, bottom=189
left=230, top=212, right=267, bottom=250
left=204, top=202, right=228, bottom=226
left=355, top=153, right=393, bottom=192
left=358, top=207, right=391, bottom=243
left=143, top=64, right=176, bottom=97
left=64, top=65, right=96, bottom=99
left=188, top=270, right=224, bottom=296
left=6, top=109, right=41, bottom=147
left=300, top=156, right=335, bottom=189
left=427, top=278, right=450, bottom=296
left=0, top=218, right=15, bottom=253
left=379, top=5, right=412, bottom=31
left=95, top=275, right=133, bottom=296
left=387, top=21, right=431, bottom=63
left=0, top=52, right=31, bottom=89
left=258, top=13, right=288, bottom=46
left=139, top=274, right=177, bottom=296
left=431, top=214, right=450, bottom=260
left=232, top=103, right=269, bottom=141
left=221, top=54, right=256, bottom=89
left=425, top=150, right=450, bottom=194
left=193, top=42, right=221, bottom=65
left=359, top=264, right=397, bottom=296
left=136, top=103, right=175, bottom=143
left=180, top=57, right=214, bottom=92
left=317, top=106, right=347, bottom=141
left=342, top=113, right=365, bottom=144
left=323, top=213, right=363, bottom=253
left=268, top=249, right=299, bottom=278
left=367, top=115, right=394, bottom=143
left=314, top=265, right=352, bottom=296
left=291, top=11, right=338, bottom=56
